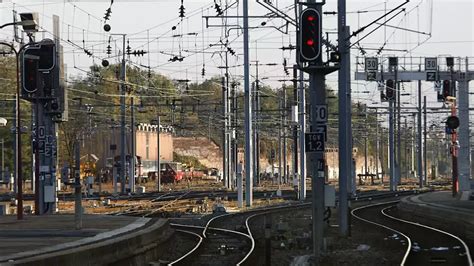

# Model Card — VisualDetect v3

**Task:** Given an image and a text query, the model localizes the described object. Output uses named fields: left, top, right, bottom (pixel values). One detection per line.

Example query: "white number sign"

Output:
left=314, top=105, right=328, bottom=123
left=425, top=57, right=437, bottom=71
left=365, top=57, right=378, bottom=71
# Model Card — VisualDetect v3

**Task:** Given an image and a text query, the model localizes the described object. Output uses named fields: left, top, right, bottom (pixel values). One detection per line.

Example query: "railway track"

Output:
left=147, top=190, right=420, bottom=265
left=2, top=178, right=446, bottom=203
left=352, top=201, right=473, bottom=266
left=168, top=222, right=252, bottom=265
left=114, top=190, right=191, bottom=216
left=163, top=203, right=301, bottom=265
left=165, top=191, right=414, bottom=265
left=112, top=187, right=305, bottom=217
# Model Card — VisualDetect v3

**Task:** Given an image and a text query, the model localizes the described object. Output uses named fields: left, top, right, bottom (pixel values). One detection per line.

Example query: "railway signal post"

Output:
left=297, top=1, right=339, bottom=259
left=21, top=37, right=66, bottom=215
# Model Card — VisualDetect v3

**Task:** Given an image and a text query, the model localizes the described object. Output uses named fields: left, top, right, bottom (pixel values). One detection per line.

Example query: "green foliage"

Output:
left=0, top=56, right=33, bottom=180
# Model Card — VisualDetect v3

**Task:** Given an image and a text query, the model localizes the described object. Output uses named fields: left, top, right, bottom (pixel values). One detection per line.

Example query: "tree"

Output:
left=0, top=56, right=33, bottom=182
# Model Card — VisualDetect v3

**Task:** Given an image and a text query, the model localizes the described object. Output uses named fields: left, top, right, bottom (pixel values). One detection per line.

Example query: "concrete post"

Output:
left=309, top=70, right=326, bottom=258
left=292, top=67, right=298, bottom=195
left=457, top=66, right=471, bottom=191
left=423, top=96, right=428, bottom=186
left=119, top=35, right=127, bottom=194
left=130, top=97, right=135, bottom=193
left=298, top=70, right=306, bottom=200
left=389, top=99, right=395, bottom=191
left=283, top=87, right=287, bottom=184
left=157, top=116, right=161, bottom=192
left=243, top=0, right=253, bottom=207
left=222, top=76, right=229, bottom=189
left=418, top=77, right=423, bottom=187
left=74, top=139, right=82, bottom=229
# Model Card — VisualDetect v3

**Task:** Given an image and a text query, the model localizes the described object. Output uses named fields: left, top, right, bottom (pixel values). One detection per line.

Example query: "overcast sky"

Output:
left=1, top=0, right=473, bottom=124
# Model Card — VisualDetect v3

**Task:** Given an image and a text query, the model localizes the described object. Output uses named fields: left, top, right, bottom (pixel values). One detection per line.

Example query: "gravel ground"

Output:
left=321, top=207, right=405, bottom=266
left=246, top=203, right=405, bottom=266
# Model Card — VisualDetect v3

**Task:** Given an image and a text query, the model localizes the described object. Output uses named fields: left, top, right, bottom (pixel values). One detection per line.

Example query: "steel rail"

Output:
left=172, top=191, right=413, bottom=265
left=170, top=223, right=253, bottom=264
left=202, top=213, right=233, bottom=238
left=237, top=213, right=259, bottom=266
left=382, top=206, right=473, bottom=266
left=143, top=190, right=191, bottom=217
left=168, top=229, right=203, bottom=266
left=351, top=201, right=412, bottom=265
left=173, top=223, right=252, bottom=240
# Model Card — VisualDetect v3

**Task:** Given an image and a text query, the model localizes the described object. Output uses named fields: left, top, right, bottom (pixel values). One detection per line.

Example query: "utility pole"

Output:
left=251, top=60, right=259, bottom=188
left=226, top=51, right=232, bottom=190
left=389, top=91, right=395, bottom=191
left=380, top=121, right=385, bottom=184
left=251, top=77, right=259, bottom=188
left=375, top=109, right=379, bottom=181
left=278, top=93, right=283, bottom=189
left=423, top=95, right=428, bottom=185
left=222, top=76, right=229, bottom=189
left=130, top=97, right=135, bottom=193
left=12, top=98, right=17, bottom=194
left=156, top=115, right=161, bottom=192
left=417, top=78, right=423, bottom=187
left=283, top=86, right=287, bottom=184
left=231, top=82, right=238, bottom=190
left=364, top=106, right=370, bottom=184
left=292, top=66, right=299, bottom=194
left=404, top=117, right=408, bottom=179
left=457, top=58, right=471, bottom=192
left=74, top=137, right=82, bottom=229
left=119, top=35, right=126, bottom=194
left=237, top=161, right=243, bottom=208
left=255, top=65, right=261, bottom=187
left=87, top=104, right=93, bottom=196
left=308, top=65, right=326, bottom=260
left=396, top=79, right=402, bottom=184
left=252, top=82, right=257, bottom=186
left=451, top=101, right=458, bottom=196
left=243, top=0, right=253, bottom=207
left=0, top=139, right=3, bottom=182
left=411, top=114, right=415, bottom=179
left=111, top=124, right=117, bottom=194
left=337, top=0, right=351, bottom=236
left=389, top=59, right=398, bottom=191
left=298, top=70, right=306, bottom=200
left=34, top=91, right=40, bottom=214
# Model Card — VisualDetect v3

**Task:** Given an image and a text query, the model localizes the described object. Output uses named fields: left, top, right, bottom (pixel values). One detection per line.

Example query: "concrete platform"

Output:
left=0, top=214, right=173, bottom=265
left=398, top=191, right=474, bottom=248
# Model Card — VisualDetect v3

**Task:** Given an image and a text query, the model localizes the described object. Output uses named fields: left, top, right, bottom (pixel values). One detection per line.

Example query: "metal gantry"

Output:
left=355, top=56, right=474, bottom=194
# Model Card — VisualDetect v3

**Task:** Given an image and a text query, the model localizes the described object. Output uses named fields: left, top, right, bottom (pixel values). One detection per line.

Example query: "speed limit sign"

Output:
left=425, top=57, right=437, bottom=71
left=365, top=57, right=378, bottom=71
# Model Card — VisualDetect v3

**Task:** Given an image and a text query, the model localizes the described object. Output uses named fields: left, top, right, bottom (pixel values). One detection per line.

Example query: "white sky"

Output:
left=0, top=0, right=473, bottom=124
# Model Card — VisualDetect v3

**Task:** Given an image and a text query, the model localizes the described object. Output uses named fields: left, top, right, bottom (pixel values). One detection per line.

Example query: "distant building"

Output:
left=136, top=123, right=174, bottom=174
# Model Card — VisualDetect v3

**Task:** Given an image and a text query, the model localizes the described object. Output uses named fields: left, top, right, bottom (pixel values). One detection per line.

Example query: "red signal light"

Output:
left=299, top=8, right=321, bottom=62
